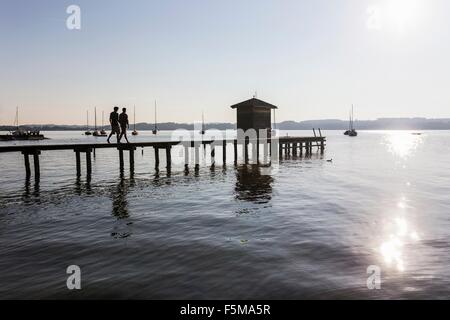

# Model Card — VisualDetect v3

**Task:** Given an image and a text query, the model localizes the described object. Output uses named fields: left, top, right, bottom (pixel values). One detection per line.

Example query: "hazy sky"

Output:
left=1, top=0, right=450, bottom=125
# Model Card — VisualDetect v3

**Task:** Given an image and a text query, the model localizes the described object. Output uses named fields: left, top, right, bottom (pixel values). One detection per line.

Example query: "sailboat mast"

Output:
left=349, top=106, right=351, bottom=130
left=352, top=104, right=355, bottom=130
left=86, top=110, right=89, bottom=131
left=349, top=109, right=351, bottom=131
left=16, top=106, right=19, bottom=130
left=94, top=107, right=97, bottom=130
left=154, top=100, right=157, bottom=131
left=102, top=111, right=104, bottom=130
left=202, top=111, right=205, bottom=131
left=134, top=105, right=136, bottom=131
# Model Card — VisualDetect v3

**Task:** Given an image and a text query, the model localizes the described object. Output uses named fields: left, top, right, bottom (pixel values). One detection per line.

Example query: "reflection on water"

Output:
left=376, top=133, right=424, bottom=272
left=22, top=179, right=40, bottom=202
left=378, top=193, right=422, bottom=272
left=383, top=132, right=423, bottom=159
left=379, top=214, right=421, bottom=272
left=112, top=179, right=130, bottom=220
left=111, top=178, right=134, bottom=239
left=74, top=177, right=92, bottom=195
left=2, top=130, right=450, bottom=299
left=234, top=164, right=274, bottom=204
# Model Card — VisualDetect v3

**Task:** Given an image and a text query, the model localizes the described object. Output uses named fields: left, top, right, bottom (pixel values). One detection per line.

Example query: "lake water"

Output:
left=1, top=130, right=450, bottom=299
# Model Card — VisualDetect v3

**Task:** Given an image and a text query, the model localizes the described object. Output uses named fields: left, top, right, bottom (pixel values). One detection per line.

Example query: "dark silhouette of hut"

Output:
left=231, top=98, right=277, bottom=137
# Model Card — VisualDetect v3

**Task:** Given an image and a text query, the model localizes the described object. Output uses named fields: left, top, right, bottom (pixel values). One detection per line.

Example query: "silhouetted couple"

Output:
left=107, top=107, right=130, bottom=144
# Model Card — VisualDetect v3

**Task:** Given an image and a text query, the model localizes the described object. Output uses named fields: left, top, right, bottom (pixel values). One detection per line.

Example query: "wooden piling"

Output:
left=23, top=152, right=31, bottom=178
left=244, top=137, right=249, bottom=164
left=211, top=145, right=215, bottom=167
left=119, top=149, right=124, bottom=172
left=154, top=147, right=160, bottom=170
left=32, top=151, right=40, bottom=180
left=234, top=140, right=238, bottom=164
left=166, top=145, right=172, bottom=169
left=222, top=140, right=227, bottom=165
left=194, top=144, right=200, bottom=170
left=256, top=132, right=260, bottom=163
left=184, top=144, right=190, bottom=171
left=86, top=149, right=92, bottom=176
left=263, top=139, right=269, bottom=164
left=75, top=151, right=81, bottom=176
left=129, top=148, right=135, bottom=173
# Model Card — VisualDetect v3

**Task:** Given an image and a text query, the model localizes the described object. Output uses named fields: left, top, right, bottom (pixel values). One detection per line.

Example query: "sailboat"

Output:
left=344, top=105, right=358, bottom=137
left=100, top=111, right=107, bottom=135
left=200, top=111, right=206, bottom=135
left=152, top=100, right=158, bottom=135
left=0, top=107, right=45, bottom=141
left=84, top=110, right=92, bottom=135
left=132, top=105, right=138, bottom=136
left=92, top=107, right=102, bottom=136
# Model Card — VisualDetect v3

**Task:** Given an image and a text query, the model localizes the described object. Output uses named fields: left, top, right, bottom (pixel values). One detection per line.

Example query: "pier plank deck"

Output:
left=0, top=136, right=324, bottom=153
left=0, top=136, right=326, bottom=179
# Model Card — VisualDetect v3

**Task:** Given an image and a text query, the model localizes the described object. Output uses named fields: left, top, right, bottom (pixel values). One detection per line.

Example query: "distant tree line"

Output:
left=2, top=118, right=450, bottom=131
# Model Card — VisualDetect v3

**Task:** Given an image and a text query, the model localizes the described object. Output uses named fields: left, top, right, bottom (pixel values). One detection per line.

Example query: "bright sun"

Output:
left=368, top=0, right=424, bottom=33
left=387, top=0, right=420, bottom=31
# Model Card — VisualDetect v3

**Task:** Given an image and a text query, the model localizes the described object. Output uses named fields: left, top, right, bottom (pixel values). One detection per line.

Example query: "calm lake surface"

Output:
left=1, top=130, right=450, bottom=299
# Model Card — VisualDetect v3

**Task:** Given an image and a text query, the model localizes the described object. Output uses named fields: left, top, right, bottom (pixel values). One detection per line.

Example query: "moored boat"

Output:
left=152, top=100, right=158, bottom=135
left=344, top=105, right=358, bottom=137
left=132, top=105, right=138, bottom=136
left=92, top=107, right=107, bottom=137
left=84, top=110, right=92, bottom=135
left=200, top=111, right=206, bottom=135
left=0, top=107, right=45, bottom=141
left=100, top=111, right=107, bottom=135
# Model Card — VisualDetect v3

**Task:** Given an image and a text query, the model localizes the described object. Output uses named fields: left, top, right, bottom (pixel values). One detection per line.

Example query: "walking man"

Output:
left=118, top=107, right=130, bottom=143
left=107, top=106, right=120, bottom=144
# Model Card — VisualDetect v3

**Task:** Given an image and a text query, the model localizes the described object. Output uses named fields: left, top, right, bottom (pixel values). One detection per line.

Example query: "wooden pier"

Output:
left=0, top=136, right=326, bottom=180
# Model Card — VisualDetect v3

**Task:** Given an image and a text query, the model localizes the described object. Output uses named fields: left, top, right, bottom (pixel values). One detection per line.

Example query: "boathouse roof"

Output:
left=230, top=98, right=278, bottom=109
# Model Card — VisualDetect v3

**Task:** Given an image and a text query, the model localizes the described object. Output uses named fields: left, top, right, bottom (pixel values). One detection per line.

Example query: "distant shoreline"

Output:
left=2, top=118, right=450, bottom=131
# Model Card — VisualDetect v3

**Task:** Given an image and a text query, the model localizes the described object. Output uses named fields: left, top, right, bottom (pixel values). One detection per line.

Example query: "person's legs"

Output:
left=107, top=130, right=114, bottom=143
left=124, top=130, right=129, bottom=143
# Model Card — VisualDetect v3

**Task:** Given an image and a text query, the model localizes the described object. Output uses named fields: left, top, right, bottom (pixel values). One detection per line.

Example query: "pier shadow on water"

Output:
left=22, top=178, right=40, bottom=203
left=111, top=176, right=135, bottom=239
left=234, top=164, right=274, bottom=204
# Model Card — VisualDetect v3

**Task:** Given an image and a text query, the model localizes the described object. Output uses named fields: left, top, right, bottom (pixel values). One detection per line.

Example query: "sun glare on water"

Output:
left=379, top=214, right=421, bottom=272
left=384, top=132, right=422, bottom=159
